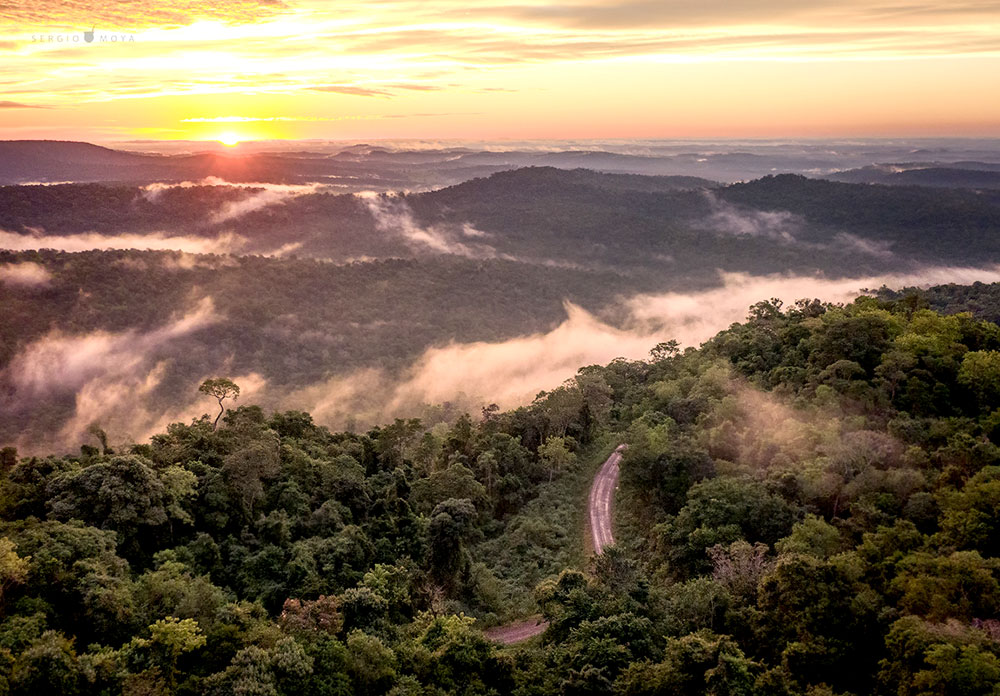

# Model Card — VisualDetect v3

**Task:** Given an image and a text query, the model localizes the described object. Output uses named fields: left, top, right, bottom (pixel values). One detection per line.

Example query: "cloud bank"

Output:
left=0, top=261, right=53, bottom=287
left=6, top=298, right=218, bottom=399
left=10, top=264, right=1000, bottom=453
left=290, top=264, right=1000, bottom=430
left=0, top=229, right=245, bottom=255
left=0, top=298, right=271, bottom=453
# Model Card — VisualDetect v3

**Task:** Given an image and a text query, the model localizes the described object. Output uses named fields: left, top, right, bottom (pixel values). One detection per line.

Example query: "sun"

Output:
left=216, top=131, right=242, bottom=146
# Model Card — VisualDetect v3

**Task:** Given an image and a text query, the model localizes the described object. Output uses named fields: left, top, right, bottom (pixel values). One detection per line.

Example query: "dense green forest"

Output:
left=3, top=290, right=1000, bottom=694
left=5, top=168, right=1000, bottom=271
left=0, top=247, right=657, bottom=449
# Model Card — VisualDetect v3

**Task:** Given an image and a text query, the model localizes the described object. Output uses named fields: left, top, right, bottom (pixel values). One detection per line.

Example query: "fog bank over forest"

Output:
left=6, top=140, right=1000, bottom=452
left=7, top=261, right=1000, bottom=454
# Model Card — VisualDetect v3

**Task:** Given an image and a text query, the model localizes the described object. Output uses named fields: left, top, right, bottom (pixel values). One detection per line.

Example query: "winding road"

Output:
left=588, top=444, right=624, bottom=554
left=485, top=444, right=624, bottom=645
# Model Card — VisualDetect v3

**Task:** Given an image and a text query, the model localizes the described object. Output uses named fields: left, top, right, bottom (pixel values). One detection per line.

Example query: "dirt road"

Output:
left=484, top=618, right=548, bottom=644
left=588, top=444, right=624, bottom=554
left=487, top=445, right=624, bottom=645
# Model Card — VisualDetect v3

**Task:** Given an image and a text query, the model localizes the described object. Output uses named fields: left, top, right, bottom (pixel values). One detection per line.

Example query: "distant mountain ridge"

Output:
left=3, top=166, right=1000, bottom=275
left=10, top=139, right=1000, bottom=188
left=827, top=162, right=1000, bottom=189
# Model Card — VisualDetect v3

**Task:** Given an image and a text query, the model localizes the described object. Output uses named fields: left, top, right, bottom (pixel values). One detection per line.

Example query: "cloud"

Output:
left=290, top=302, right=653, bottom=426
left=4, top=298, right=217, bottom=399
left=139, top=176, right=231, bottom=202
left=55, top=367, right=267, bottom=456
left=141, top=177, right=322, bottom=223
left=210, top=182, right=320, bottom=223
left=110, top=252, right=239, bottom=271
left=481, top=0, right=1000, bottom=31
left=0, top=261, right=53, bottom=287
left=699, top=192, right=802, bottom=243
left=5, top=0, right=288, bottom=29
left=833, top=232, right=895, bottom=260
left=290, top=264, right=1000, bottom=431
left=6, top=0, right=998, bottom=113
left=362, top=194, right=500, bottom=258
left=0, top=229, right=245, bottom=254
left=179, top=115, right=356, bottom=122
left=0, top=100, right=48, bottom=108
left=9, top=261, right=1000, bottom=453
left=307, top=85, right=392, bottom=97
left=0, top=298, right=254, bottom=453
left=305, top=83, right=443, bottom=97
left=625, top=266, right=1000, bottom=343
left=385, top=83, right=444, bottom=92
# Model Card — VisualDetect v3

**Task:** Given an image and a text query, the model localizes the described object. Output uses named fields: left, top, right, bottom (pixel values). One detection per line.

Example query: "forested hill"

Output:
left=11, top=165, right=1000, bottom=453
left=5, top=167, right=1000, bottom=271
left=3, top=290, right=1000, bottom=694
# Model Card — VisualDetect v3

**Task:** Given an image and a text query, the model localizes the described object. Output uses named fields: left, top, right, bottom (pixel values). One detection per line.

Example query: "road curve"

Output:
left=588, top=444, right=624, bottom=554
left=488, top=445, right=625, bottom=645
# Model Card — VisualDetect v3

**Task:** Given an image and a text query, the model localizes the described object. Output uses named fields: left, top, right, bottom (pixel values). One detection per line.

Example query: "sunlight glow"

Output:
left=216, top=132, right=242, bottom=146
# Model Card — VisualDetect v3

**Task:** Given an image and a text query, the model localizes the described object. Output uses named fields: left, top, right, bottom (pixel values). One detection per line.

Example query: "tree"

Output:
left=958, top=351, right=1000, bottom=410
left=428, top=499, right=477, bottom=587
left=538, top=436, right=577, bottom=482
left=650, top=340, right=680, bottom=362
left=880, top=615, right=1000, bottom=696
left=223, top=434, right=281, bottom=516
left=0, top=536, right=29, bottom=614
left=891, top=551, right=1000, bottom=622
left=198, top=377, right=240, bottom=430
left=617, top=630, right=757, bottom=696
left=403, top=613, right=499, bottom=695
left=86, top=423, right=111, bottom=455
left=10, top=630, right=86, bottom=696
left=775, top=515, right=844, bottom=559
left=708, top=540, right=772, bottom=600
left=136, top=616, right=207, bottom=690
left=345, top=630, right=397, bottom=696
left=280, top=595, right=343, bottom=637
left=46, top=455, right=172, bottom=549
left=410, top=464, right=486, bottom=513
left=938, top=466, right=1000, bottom=556
left=1, top=445, right=19, bottom=471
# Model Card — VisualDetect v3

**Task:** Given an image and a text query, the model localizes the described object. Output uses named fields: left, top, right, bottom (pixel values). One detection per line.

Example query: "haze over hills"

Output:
left=6, top=141, right=1000, bottom=453
left=827, top=163, right=1000, bottom=189
left=7, top=138, right=1000, bottom=187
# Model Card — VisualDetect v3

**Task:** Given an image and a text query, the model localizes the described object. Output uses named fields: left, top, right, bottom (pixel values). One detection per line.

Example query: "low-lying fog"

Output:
left=6, top=264, right=1000, bottom=455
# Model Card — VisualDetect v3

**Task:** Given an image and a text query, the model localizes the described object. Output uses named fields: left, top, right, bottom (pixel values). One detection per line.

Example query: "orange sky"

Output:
left=1, top=0, right=1000, bottom=142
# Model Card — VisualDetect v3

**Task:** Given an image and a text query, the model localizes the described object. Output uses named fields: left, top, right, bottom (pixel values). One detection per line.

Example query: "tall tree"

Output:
left=198, top=378, right=241, bottom=430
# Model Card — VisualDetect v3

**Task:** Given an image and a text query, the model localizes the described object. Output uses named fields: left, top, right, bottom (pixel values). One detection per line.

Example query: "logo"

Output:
left=31, top=28, right=136, bottom=44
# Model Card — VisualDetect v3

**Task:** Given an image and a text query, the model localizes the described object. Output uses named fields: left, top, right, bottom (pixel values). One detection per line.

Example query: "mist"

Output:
left=282, top=264, right=1000, bottom=432
left=5, top=298, right=218, bottom=400
left=700, top=192, right=802, bottom=243
left=0, top=229, right=246, bottom=254
left=211, top=182, right=321, bottom=223
left=362, top=193, right=500, bottom=259
left=0, top=261, right=52, bottom=287
left=8, top=263, right=1000, bottom=454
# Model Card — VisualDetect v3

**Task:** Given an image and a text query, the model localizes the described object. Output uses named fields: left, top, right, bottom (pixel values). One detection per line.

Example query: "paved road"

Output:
left=488, top=445, right=624, bottom=645
left=588, top=444, right=624, bottom=554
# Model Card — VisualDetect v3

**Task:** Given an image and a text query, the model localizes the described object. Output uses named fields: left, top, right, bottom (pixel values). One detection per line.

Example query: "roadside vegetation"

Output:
left=3, top=290, right=1000, bottom=694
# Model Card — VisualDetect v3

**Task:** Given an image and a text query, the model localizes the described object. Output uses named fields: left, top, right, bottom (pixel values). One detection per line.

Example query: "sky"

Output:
left=1, top=0, right=1000, bottom=143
